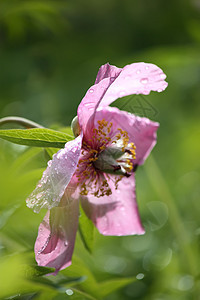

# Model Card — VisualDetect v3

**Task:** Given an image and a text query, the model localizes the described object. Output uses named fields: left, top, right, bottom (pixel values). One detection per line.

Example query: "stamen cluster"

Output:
left=76, top=119, right=136, bottom=198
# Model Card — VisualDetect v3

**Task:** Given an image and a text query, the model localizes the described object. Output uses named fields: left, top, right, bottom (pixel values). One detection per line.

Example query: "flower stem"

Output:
left=0, top=116, right=44, bottom=128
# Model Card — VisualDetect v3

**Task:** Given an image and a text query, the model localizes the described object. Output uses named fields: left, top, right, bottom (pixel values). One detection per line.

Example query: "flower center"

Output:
left=76, top=119, right=136, bottom=198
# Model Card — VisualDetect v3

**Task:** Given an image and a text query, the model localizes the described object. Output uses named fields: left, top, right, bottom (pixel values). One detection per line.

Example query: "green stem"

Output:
left=0, top=116, right=44, bottom=129
left=144, top=155, right=197, bottom=277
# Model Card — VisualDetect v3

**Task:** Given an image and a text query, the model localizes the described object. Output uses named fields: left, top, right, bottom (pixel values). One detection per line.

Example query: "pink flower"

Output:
left=27, top=63, right=168, bottom=273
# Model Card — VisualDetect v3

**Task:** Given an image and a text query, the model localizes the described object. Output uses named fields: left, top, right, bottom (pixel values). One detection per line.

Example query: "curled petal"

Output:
left=78, top=62, right=167, bottom=131
left=100, top=62, right=168, bottom=107
left=26, top=135, right=82, bottom=213
left=81, top=175, right=144, bottom=236
left=86, top=106, right=159, bottom=166
left=95, top=63, right=122, bottom=84
left=34, top=187, right=79, bottom=274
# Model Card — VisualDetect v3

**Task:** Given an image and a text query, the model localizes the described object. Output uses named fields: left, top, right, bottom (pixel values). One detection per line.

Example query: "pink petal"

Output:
left=81, top=175, right=144, bottom=236
left=26, top=135, right=82, bottom=213
left=77, top=77, right=111, bottom=133
left=86, top=106, right=159, bottom=166
left=100, top=62, right=168, bottom=107
left=78, top=62, right=167, bottom=131
left=95, top=63, right=122, bottom=84
left=34, top=186, right=79, bottom=274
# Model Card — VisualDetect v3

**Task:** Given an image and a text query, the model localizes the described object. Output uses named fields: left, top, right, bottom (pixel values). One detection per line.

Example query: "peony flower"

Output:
left=26, top=63, right=168, bottom=273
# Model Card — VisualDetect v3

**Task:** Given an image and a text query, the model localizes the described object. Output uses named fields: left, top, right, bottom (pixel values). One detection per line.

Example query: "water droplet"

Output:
left=119, top=91, right=125, bottom=97
left=160, top=73, right=166, bottom=80
left=140, top=78, right=148, bottom=84
left=33, top=205, right=41, bottom=213
left=84, top=103, right=92, bottom=107
left=157, top=88, right=163, bottom=92
left=36, top=192, right=43, bottom=200
left=64, top=241, right=68, bottom=247
left=145, top=66, right=149, bottom=70
left=43, top=177, right=47, bottom=184
left=66, top=289, right=73, bottom=296
left=143, top=90, right=149, bottom=95
left=72, top=162, right=75, bottom=166
left=110, top=77, right=115, bottom=82
left=136, top=273, right=145, bottom=280
left=136, top=70, right=141, bottom=74
left=48, top=160, right=52, bottom=167
left=89, top=88, right=94, bottom=93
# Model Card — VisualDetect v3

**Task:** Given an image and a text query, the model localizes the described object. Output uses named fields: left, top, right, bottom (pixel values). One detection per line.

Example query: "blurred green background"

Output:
left=0, top=0, right=200, bottom=299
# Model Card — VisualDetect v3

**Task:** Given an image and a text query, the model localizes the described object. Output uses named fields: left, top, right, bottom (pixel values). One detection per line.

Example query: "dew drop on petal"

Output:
left=157, top=88, right=163, bottom=92
left=140, top=78, right=148, bottom=84
left=136, top=70, right=141, bottom=74
left=143, top=89, right=150, bottom=95
left=43, top=177, right=47, bottom=184
left=36, top=193, right=42, bottom=200
left=160, top=73, right=166, bottom=80
left=145, top=66, right=149, bottom=70
left=64, top=241, right=68, bottom=247
left=119, top=91, right=126, bottom=97
left=48, top=161, right=52, bottom=167
left=84, top=103, right=92, bottom=107
left=89, top=88, right=94, bottom=93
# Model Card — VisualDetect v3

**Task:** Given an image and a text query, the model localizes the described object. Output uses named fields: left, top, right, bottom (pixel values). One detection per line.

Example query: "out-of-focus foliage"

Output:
left=0, top=0, right=200, bottom=299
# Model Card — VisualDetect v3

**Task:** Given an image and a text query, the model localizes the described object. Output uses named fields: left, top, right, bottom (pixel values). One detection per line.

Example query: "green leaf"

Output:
left=62, top=256, right=100, bottom=298
left=26, top=265, right=56, bottom=277
left=2, top=292, right=39, bottom=300
left=0, top=255, right=53, bottom=299
left=62, top=256, right=137, bottom=299
left=31, top=275, right=86, bottom=291
left=79, top=205, right=94, bottom=253
left=65, top=288, right=98, bottom=300
left=0, top=204, right=19, bottom=230
left=98, top=276, right=137, bottom=297
left=0, top=128, right=74, bottom=148
left=44, top=147, right=60, bottom=160
left=58, top=126, right=74, bottom=136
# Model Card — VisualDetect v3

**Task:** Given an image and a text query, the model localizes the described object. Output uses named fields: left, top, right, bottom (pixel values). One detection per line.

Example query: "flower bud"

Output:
left=71, top=116, right=80, bottom=137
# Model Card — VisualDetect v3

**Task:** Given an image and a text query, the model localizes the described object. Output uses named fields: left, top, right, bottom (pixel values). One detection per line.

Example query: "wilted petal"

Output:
left=95, top=63, right=122, bottom=84
left=86, top=107, right=159, bottom=166
left=34, top=187, right=79, bottom=274
left=81, top=175, right=144, bottom=236
left=78, top=62, right=167, bottom=131
left=26, top=135, right=82, bottom=213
